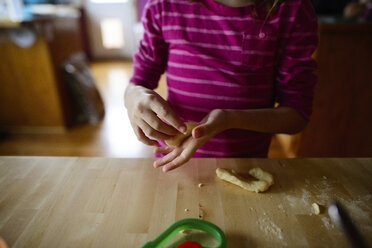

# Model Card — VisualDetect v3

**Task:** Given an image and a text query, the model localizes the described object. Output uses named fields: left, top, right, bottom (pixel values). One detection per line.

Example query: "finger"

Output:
left=192, top=125, right=204, bottom=139
left=162, top=139, right=198, bottom=172
left=192, top=123, right=213, bottom=139
left=142, top=111, right=179, bottom=136
left=162, top=152, right=191, bottom=172
left=134, top=126, right=158, bottom=146
left=153, top=149, right=180, bottom=168
left=150, top=99, right=186, bottom=133
left=138, top=119, right=173, bottom=140
left=154, top=146, right=174, bottom=154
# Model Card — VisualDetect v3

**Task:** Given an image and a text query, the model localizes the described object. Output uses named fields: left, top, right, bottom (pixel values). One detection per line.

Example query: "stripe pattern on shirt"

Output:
left=130, top=0, right=318, bottom=158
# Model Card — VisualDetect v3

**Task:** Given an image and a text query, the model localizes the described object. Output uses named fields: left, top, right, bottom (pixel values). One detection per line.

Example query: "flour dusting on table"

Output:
left=257, top=217, right=286, bottom=245
left=321, top=217, right=335, bottom=230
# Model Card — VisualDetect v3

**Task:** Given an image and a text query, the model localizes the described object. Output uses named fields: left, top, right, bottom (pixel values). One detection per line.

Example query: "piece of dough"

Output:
left=312, top=203, right=321, bottom=215
left=216, top=167, right=274, bottom=193
left=165, top=122, right=199, bottom=146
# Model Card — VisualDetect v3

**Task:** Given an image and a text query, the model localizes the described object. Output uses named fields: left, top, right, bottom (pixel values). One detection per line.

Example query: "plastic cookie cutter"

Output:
left=142, top=218, right=227, bottom=248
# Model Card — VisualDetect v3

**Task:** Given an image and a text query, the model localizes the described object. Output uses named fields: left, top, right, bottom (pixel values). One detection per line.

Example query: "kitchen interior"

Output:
left=0, top=0, right=371, bottom=247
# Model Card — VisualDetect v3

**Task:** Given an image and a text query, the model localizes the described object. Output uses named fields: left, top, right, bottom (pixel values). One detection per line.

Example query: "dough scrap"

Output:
left=312, top=203, right=321, bottom=215
left=216, top=167, right=274, bottom=193
left=165, top=122, right=199, bottom=147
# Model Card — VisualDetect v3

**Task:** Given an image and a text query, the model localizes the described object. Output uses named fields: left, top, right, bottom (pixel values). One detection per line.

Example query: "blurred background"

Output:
left=0, top=0, right=371, bottom=158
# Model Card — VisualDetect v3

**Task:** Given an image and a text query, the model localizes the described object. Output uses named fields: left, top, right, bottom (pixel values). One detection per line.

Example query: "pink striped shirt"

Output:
left=130, top=0, right=318, bottom=157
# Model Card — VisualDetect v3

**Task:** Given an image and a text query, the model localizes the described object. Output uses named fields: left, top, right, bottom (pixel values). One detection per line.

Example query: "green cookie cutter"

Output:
left=142, top=218, right=227, bottom=248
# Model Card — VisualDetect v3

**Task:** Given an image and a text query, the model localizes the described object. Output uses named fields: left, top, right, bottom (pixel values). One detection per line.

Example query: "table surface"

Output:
left=0, top=156, right=371, bottom=248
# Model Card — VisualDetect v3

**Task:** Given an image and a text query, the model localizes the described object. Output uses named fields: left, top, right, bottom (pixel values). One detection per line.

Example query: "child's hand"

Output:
left=153, top=109, right=229, bottom=172
left=124, top=84, right=186, bottom=146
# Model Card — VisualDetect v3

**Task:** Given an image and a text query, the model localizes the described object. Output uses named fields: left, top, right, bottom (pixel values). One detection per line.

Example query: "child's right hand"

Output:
left=124, top=84, right=186, bottom=146
left=153, top=109, right=229, bottom=172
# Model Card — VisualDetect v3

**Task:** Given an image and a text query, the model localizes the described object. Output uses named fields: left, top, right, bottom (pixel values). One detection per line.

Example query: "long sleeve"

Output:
left=129, top=0, right=168, bottom=90
left=275, top=0, right=318, bottom=120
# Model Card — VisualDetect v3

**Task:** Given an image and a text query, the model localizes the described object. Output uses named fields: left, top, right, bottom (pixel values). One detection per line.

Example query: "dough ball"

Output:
left=165, top=122, right=199, bottom=147
left=312, top=203, right=322, bottom=215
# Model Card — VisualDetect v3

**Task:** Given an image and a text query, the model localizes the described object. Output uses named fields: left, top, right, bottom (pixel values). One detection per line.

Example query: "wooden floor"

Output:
left=0, top=60, right=287, bottom=158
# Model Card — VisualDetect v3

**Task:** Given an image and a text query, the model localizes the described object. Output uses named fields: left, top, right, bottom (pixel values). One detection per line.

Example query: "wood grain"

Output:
left=297, top=22, right=372, bottom=157
left=0, top=157, right=371, bottom=247
left=0, top=15, right=84, bottom=130
left=0, top=32, right=64, bottom=128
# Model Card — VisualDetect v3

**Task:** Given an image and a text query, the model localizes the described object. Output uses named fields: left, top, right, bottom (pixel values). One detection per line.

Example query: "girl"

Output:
left=125, top=0, right=318, bottom=172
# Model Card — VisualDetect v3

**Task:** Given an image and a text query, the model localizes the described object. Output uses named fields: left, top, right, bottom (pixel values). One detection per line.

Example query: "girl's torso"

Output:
left=150, top=0, right=303, bottom=157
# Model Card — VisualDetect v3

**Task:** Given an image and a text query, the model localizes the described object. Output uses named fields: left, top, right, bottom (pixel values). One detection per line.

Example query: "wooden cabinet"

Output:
left=296, top=22, right=372, bottom=157
left=0, top=14, right=84, bottom=132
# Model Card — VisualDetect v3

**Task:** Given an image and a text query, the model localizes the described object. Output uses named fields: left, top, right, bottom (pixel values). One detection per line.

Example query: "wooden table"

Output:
left=0, top=157, right=371, bottom=247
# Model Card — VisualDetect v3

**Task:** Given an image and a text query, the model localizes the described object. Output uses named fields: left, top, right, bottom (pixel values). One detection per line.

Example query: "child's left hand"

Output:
left=153, top=109, right=228, bottom=172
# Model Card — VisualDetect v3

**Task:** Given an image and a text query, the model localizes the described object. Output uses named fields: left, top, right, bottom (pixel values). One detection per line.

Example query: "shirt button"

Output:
left=259, top=32, right=265, bottom=39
